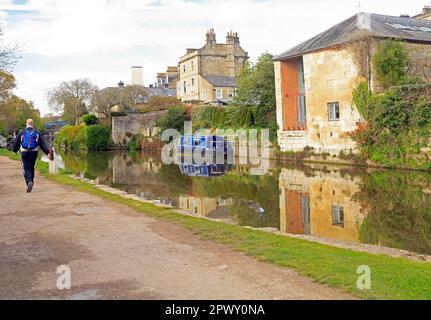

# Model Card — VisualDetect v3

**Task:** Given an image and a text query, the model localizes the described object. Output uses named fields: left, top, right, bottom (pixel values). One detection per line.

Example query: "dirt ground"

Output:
left=0, top=156, right=355, bottom=300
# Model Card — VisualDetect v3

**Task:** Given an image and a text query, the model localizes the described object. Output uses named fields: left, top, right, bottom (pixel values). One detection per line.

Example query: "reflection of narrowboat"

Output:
left=179, top=163, right=231, bottom=177
left=178, top=135, right=233, bottom=156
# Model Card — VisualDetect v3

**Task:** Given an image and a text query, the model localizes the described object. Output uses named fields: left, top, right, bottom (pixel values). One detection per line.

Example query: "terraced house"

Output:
left=274, top=12, right=431, bottom=154
left=177, top=29, right=248, bottom=103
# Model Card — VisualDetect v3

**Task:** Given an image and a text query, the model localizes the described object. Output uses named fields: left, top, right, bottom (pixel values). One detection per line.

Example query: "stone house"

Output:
left=177, top=29, right=248, bottom=103
left=414, top=5, right=431, bottom=20
left=274, top=13, right=431, bottom=154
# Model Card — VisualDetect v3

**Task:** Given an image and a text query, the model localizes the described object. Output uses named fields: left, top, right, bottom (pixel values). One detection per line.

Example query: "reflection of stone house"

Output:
left=177, top=29, right=248, bottom=103
left=274, top=13, right=431, bottom=154
left=279, top=168, right=366, bottom=242
left=178, top=195, right=234, bottom=216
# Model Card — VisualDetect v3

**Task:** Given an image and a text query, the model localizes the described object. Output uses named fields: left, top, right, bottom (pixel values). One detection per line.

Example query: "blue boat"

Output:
left=177, top=135, right=233, bottom=156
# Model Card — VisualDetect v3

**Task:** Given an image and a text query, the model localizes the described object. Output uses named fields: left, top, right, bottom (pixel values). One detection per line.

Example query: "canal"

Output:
left=45, top=151, right=431, bottom=256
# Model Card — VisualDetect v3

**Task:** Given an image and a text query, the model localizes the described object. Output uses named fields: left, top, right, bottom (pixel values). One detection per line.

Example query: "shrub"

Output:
left=373, top=39, right=408, bottom=89
left=156, top=105, right=187, bottom=133
left=82, top=114, right=98, bottom=126
left=85, top=125, right=111, bottom=151
left=55, top=125, right=85, bottom=150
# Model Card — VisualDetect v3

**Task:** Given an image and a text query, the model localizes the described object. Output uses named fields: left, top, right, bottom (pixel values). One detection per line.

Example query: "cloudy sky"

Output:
left=0, top=0, right=429, bottom=115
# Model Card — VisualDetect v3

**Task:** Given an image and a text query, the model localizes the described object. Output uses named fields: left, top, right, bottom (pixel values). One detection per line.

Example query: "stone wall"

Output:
left=111, top=110, right=167, bottom=146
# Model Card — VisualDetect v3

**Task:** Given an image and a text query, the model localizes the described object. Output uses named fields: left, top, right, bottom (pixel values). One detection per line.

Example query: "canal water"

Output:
left=47, top=151, right=431, bottom=256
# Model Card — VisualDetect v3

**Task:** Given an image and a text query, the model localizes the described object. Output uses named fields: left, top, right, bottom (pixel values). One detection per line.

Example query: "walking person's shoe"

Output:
left=26, top=181, right=34, bottom=193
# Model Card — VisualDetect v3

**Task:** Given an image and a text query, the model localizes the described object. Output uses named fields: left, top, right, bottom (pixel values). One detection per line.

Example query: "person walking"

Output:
left=13, top=119, right=53, bottom=193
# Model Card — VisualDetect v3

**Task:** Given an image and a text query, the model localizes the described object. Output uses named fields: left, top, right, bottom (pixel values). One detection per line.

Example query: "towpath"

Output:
left=0, top=156, right=354, bottom=300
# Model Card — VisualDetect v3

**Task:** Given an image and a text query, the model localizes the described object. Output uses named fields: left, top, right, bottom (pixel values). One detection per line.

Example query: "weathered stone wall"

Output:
left=111, top=110, right=167, bottom=146
left=303, top=47, right=362, bottom=154
left=276, top=46, right=363, bottom=154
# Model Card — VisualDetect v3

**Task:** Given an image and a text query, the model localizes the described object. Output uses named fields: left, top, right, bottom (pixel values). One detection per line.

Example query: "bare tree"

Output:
left=0, top=29, right=20, bottom=72
left=48, top=79, right=97, bottom=125
left=90, top=84, right=150, bottom=117
left=91, top=87, right=119, bottom=118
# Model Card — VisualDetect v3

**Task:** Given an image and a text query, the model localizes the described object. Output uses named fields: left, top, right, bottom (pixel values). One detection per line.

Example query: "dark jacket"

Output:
left=13, top=128, right=50, bottom=155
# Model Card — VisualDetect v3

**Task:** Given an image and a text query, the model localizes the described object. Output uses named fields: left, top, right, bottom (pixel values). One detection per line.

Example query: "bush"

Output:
left=373, top=39, right=408, bottom=89
left=82, top=114, right=98, bottom=126
left=156, top=105, right=188, bottom=133
left=55, top=125, right=85, bottom=150
left=85, top=125, right=111, bottom=151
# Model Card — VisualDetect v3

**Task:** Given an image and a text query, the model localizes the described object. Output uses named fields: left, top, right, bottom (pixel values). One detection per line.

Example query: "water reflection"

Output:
left=279, top=168, right=365, bottom=242
left=57, top=151, right=431, bottom=255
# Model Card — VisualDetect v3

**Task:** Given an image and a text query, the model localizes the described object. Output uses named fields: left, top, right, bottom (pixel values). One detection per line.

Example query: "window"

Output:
left=183, top=64, right=186, bottom=73
left=202, top=90, right=207, bottom=101
left=191, top=78, right=195, bottom=92
left=328, top=102, right=340, bottom=121
left=216, top=88, right=223, bottom=99
left=183, top=81, right=186, bottom=94
left=332, top=206, right=344, bottom=227
left=191, top=61, right=194, bottom=71
left=298, top=95, right=307, bottom=126
left=228, top=89, right=234, bottom=98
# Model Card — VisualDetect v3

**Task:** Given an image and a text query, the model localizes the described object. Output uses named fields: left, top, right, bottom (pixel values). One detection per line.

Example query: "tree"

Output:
left=91, top=87, right=119, bottom=118
left=156, top=105, right=187, bottom=133
left=48, top=79, right=96, bottom=125
left=0, top=28, right=20, bottom=72
left=0, top=70, right=16, bottom=102
left=373, top=39, right=409, bottom=89
left=235, top=52, right=276, bottom=108
left=233, top=52, right=277, bottom=139
left=0, top=95, right=42, bottom=135
left=82, top=114, right=98, bottom=126
left=91, top=85, right=150, bottom=117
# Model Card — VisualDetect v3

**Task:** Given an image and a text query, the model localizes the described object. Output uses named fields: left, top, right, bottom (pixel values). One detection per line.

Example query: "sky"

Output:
left=0, top=0, right=429, bottom=116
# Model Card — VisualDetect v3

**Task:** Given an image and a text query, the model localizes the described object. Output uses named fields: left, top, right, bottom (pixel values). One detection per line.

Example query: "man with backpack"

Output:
left=13, top=119, right=53, bottom=193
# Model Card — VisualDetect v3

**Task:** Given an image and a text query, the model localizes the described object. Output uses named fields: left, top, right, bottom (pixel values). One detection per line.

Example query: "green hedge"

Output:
left=56, top=124, right=111, bottom=151
left=85, top=125, right=111, bottom=151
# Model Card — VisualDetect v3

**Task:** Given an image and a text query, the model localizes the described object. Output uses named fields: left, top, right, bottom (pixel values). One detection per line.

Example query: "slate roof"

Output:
left=146, top=87, right=177, bottom=98
left=203, top=75, right=236, bottom=87
left=274, top=13, right=431, bottom=61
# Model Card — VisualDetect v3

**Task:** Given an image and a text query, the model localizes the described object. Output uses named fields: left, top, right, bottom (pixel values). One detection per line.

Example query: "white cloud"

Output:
left=0, top=0, right=428, bottom=115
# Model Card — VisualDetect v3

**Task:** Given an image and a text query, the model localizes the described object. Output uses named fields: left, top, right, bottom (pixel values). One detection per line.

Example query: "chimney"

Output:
left=131, top=66, right=144, bottom=86
left=117, top=80, right=125, bottom=88
left=226, top=31, right=238, bottom=78
left=226, top=30, right=239, bottom=46
left=400, top=13, right=410, bottom=18
left=424, top=5, right=431, bottom=14
left=206, top=28, right=216, bottom=46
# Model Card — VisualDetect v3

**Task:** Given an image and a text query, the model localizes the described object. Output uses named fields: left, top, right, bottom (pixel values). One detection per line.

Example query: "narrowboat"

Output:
left=177, top=135, right=233, bottom=156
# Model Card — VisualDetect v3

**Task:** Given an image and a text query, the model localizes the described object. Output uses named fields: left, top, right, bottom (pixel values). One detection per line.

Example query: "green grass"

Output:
left=1, top=148, right=430, bottom=300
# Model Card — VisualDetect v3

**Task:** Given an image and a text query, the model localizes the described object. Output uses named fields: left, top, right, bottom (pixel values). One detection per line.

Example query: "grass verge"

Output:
left=1, top=148, right=430, bottom=300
